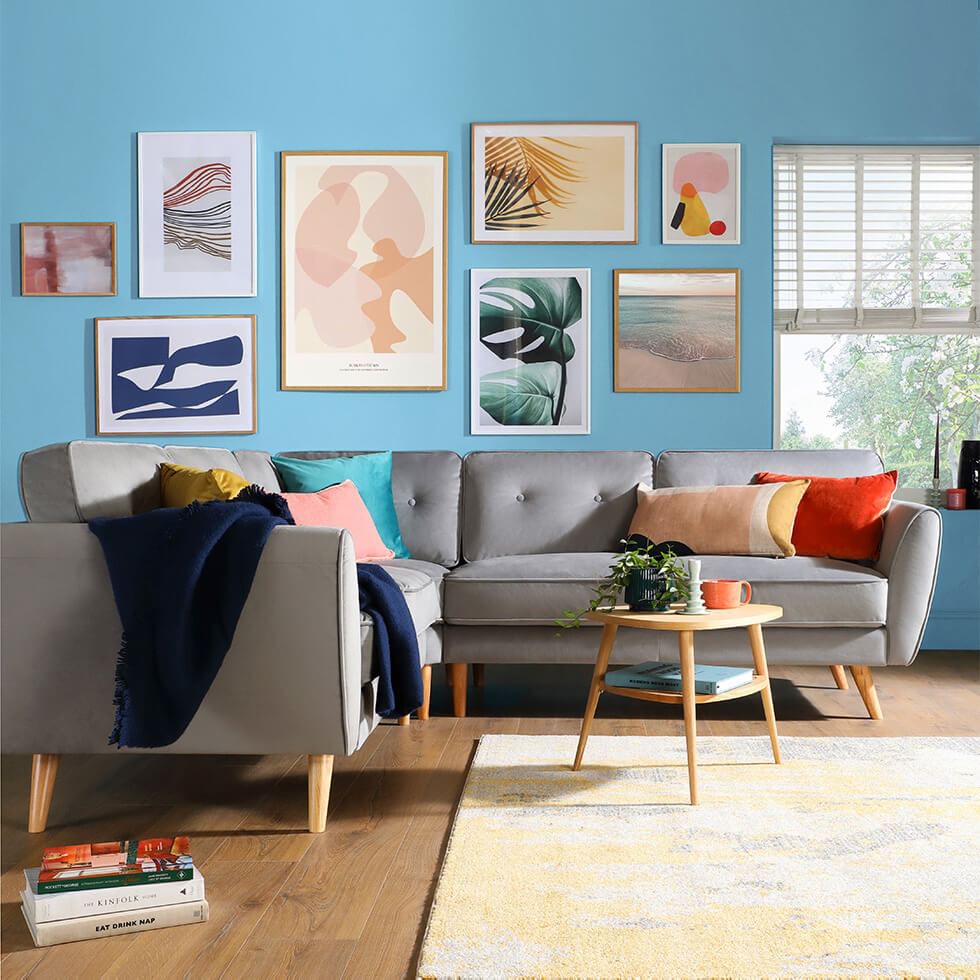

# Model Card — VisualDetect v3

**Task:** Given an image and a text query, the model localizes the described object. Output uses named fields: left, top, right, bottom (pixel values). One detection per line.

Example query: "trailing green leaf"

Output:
left=556, top=542, right=691, bottom=629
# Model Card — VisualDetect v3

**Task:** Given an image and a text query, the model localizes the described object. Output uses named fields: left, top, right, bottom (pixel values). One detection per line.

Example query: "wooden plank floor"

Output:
left=2, top=653, right=977, bottom=977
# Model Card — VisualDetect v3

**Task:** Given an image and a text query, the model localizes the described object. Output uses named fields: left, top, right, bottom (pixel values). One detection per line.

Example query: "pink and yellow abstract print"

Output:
left=282, top=152, right=446, bottom=390
left=662, top=143, right=740, bottom=244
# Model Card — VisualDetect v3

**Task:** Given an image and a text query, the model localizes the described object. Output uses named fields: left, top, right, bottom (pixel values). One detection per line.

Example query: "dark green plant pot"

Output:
left=625, top=569, right=672, bottom=612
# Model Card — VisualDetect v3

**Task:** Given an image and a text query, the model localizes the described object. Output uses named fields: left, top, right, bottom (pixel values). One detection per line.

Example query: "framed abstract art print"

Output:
left=662, top=144, right=740, bottom=244
left=471, top=268, right=590, bottom=434
left=614, top=268, right=739, bottom=392
left=138, top=131, right=257, bottom=297
left=96, top=315, right=256, bottom=435
left=472, top=123, right=637, bottom=244
left=280, top=151, right=447, bottom=390
left=20, top=222, right=116, bottom=296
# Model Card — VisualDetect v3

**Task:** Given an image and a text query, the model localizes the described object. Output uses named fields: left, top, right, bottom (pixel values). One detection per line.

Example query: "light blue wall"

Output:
left=2, top=1, right=978, bottom=645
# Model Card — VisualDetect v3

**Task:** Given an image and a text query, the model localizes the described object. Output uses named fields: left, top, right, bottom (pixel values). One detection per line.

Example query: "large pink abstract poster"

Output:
left=281, top=151, right=447, bottom=390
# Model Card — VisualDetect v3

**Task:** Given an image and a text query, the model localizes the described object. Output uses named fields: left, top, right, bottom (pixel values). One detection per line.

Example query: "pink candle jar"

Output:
left=946, top=488, right=967, bottom=510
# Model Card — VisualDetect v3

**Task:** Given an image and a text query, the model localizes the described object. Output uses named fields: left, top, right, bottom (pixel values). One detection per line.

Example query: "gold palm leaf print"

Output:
left=484, top=136, right=584, bottom=208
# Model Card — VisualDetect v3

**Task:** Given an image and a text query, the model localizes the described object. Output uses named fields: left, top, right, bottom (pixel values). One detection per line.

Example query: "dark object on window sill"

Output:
left=958, top=440, right=980, bottom=509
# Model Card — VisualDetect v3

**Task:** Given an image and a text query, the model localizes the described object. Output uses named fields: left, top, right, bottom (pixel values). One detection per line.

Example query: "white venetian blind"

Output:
left=774, top=145, right=979, bottom=329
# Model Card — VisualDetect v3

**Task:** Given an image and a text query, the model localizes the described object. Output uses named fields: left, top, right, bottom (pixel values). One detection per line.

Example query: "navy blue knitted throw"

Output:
left=357, top=563, right=423, bottom=719
left=89, top=487, right=293, bottom=748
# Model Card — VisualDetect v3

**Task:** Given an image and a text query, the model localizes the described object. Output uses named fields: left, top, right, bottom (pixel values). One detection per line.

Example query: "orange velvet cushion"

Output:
left=282, top=480, right=394, bottom=562
left=752, top=470, right=898, bottom=561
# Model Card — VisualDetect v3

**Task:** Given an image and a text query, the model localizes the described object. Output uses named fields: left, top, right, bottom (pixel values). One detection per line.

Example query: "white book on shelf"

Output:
left=23, top=868, right=205, bottom=924
left=20, top=894, right=209, bottom=947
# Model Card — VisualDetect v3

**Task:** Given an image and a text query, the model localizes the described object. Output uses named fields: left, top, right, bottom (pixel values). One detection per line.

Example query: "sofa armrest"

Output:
left=876, top=502, right=942, bottom=665
left=1, top=522, right=368, bottom=756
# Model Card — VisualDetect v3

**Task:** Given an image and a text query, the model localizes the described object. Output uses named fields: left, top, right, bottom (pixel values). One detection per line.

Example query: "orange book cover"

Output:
left=40, top=837, right=191, bottom=885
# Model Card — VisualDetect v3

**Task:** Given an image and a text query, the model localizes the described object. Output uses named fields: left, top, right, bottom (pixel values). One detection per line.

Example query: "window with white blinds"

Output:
left=773, top=145, right=979, bottom=329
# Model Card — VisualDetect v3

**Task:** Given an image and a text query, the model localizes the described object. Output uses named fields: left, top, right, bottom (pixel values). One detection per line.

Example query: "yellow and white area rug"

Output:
left=418, top=735, right=980, bottom=978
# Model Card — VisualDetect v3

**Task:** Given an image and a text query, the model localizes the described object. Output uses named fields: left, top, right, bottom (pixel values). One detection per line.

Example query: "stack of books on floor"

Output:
left=21, top=836, right=207, bottom=947
left=605, top=661, right=754, bottom=694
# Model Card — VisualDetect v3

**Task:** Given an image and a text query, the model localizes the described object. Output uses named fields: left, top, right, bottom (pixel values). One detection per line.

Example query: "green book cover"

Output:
left=35, top=866, right=193, bottom=895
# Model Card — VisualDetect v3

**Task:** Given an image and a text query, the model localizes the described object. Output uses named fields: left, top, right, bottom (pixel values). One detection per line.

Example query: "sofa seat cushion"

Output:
left=694, top=555, right=887, bottom=627
left=444, top=553, right=618, bottom=626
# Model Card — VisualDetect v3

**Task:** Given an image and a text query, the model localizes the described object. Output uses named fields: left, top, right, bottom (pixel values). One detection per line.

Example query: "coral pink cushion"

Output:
left=282, top=480, right=394, bottom=561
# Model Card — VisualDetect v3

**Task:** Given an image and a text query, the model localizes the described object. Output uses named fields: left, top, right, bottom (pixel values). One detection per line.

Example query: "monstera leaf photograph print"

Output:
left=471, top=269, right=590, bottom=435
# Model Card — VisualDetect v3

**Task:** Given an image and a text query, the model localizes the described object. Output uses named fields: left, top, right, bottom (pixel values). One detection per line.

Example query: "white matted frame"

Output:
left=662, top=143, right=740, bottom=244
left=280, top=150, right=447, bottom=391
left=138, top=131, right=257, bottom=297
left=472, top=123, right=637, bottom=244
left=96, top=315, right=256, bottom=435
left=470, top=268, right=591, bottom=435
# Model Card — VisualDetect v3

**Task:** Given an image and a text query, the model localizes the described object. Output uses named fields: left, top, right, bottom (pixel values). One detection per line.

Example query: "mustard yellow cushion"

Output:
left=159, top=463, right=251, bottom=508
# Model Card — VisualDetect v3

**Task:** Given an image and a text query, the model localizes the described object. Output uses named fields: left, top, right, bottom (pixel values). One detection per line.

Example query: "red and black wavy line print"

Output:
left=162, top=162, right=232, bottom=261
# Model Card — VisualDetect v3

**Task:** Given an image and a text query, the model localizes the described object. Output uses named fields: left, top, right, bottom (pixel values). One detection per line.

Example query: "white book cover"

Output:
left=21, top=895, right=208, bottom=947
left=22, top=868, right=205, bottom=924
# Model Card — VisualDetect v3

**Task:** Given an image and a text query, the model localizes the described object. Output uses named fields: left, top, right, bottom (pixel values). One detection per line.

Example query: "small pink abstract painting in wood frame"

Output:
left=280, top=151, right=447, bottom=390
left=21, top=223, right=116, bottom=296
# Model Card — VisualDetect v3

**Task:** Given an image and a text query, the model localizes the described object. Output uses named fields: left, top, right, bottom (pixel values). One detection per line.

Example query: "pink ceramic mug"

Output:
left=701, top=579, right=752, bottom=609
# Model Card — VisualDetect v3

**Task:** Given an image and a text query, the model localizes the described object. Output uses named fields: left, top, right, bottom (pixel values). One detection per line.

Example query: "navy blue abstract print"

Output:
left=111, top=335, right=243, bottom=420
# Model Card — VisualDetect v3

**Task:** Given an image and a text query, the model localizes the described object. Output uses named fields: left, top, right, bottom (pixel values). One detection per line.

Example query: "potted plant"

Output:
left=558, top=541, right=691, bottom=628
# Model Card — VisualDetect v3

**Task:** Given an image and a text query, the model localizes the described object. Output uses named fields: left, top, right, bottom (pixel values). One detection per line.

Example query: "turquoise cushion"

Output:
left=272, top=451, right=410, bottom=558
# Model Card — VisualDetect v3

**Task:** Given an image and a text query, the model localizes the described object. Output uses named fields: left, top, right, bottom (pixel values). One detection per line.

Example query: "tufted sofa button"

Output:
left=407, top=497, right=417, bottom=507
left=516, top=493, right=525, bottom=502
left=594, top=494, right=602, bottom=502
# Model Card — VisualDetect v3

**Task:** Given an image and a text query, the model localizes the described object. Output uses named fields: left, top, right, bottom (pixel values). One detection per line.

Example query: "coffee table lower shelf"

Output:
left=603, top=676, right=770, bottom=705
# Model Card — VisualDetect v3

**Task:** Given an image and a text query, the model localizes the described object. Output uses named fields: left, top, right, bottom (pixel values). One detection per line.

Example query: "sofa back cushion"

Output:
left=656, top=449, right=884, bottom=488
left=462, top=451, right=654, bottom=561
left=20, top=443, right=463, bottom=566
left=20, top=442, right=169, bottom=521
left=273, top=451, right=462, bottom=567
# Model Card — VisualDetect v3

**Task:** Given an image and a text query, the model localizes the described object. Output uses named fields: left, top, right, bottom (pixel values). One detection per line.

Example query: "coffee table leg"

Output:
left=572, top=624, right=618, bottom=771
left=678, top=630, right=698, bottom=805
left=747, top=622, right=782, bottom=764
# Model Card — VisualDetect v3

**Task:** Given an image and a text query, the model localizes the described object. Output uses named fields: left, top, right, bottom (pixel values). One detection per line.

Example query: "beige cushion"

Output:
left=628, top=481, right=809, bottom=557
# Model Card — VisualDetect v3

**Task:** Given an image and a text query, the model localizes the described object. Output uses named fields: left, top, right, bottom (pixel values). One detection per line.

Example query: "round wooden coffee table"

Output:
left=572, top=603, right=784, bottom=804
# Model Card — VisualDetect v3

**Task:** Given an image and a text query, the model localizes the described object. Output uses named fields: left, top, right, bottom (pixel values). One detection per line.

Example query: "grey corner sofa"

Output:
left=2, top=443, right=942, bottom=833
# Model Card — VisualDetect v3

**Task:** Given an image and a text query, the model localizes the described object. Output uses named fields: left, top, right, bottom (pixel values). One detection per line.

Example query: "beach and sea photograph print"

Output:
left=614, top=268, right=740, bottom=392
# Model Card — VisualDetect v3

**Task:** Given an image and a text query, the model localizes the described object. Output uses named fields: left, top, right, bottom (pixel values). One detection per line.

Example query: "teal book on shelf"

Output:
left=605, top=662, right=753, bottom=695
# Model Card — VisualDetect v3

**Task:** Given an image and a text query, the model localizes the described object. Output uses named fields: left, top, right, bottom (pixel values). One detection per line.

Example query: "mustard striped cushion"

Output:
left=629, top=481, right=810, bottom=557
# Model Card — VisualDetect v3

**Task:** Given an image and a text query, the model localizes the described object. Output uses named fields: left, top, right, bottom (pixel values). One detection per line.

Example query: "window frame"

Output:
left=771, top=144, right=980, bottom=498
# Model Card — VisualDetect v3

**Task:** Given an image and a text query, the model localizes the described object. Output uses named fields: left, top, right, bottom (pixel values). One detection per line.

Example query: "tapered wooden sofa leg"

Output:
left=28, top=753, right=59, bottom=833
left=472, top=663, right=486, bottom=688
left=829, top=664, right=849, bottom=690
left=397, top=715, right=411, bottom=727
left=448, top=663, right=468, bottom=718
left=308, top=754, right=334, bottom=833
left=849, top=665, right=883, bottom=720
left=418, top=664, right=432, bottom=721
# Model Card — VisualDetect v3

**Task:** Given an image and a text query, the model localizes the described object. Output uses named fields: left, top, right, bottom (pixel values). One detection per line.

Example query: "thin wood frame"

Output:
left=20, top=222, right=117, bottom=296
left=613, top=267, right=741, bottom=393
left=471, top=122, right=639, bottom=245
left=94, top=314, right=258, bottom=436
left=280, top=150, right=448, bottom=391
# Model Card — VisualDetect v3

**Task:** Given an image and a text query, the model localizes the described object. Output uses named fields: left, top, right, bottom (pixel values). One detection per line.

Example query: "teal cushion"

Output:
left=272, top=452, right=410, bottom=558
